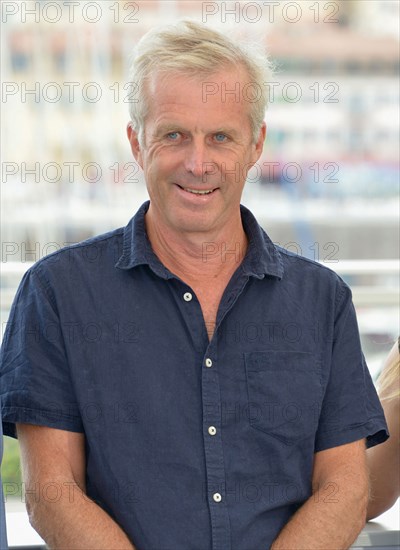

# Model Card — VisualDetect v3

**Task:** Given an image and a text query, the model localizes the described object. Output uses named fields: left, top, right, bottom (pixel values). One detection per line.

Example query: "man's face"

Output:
left=127, top=67, right=266, bottom=235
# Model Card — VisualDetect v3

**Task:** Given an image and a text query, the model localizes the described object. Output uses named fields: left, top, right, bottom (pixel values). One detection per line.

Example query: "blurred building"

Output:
left=1, top=0, right=399, bottom=257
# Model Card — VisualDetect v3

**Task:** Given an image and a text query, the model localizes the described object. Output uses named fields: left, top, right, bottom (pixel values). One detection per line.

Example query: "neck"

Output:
left=145, top=208, right=248, bottom=282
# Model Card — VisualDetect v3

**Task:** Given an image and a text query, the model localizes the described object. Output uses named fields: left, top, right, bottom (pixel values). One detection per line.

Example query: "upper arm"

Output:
left=17, top=424, right=86, bottom=491
left=312, top=439, right=368, bottom=493
left=315, top=285, right=388, bottom=452
left=367, top=397, right=400, bottom=519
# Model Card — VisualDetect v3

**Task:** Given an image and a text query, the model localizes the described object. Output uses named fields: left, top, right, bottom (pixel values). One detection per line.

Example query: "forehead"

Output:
left=144, top=66, right=253, bottom=124
left=147, top=65, right=249, bottom=94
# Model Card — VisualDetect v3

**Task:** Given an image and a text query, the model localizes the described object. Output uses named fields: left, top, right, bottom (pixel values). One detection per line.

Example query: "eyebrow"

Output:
left=214, top=127, right=240, bottom=138
left=154, top=123, right=241, bottom=139
left=154, top=124, right=186, bottom=137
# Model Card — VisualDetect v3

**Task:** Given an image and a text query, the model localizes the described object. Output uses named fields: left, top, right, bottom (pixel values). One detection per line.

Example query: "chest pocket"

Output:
left=244, top=351, right=322, bottom=446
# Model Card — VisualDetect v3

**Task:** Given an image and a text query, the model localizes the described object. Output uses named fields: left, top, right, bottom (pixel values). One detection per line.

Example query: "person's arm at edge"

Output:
left=271, top=439, right=368, bottom=550
left=17, top=423, right=136, bottom=550
left=367, top=342, right=400, bottom=520
left=366, top=395, right=399, bottom=519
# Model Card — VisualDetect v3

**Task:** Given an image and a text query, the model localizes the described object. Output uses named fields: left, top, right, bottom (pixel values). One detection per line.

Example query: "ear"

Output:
left=127, top=123, right=143, bottom=168
left=254, top=122, right=266, bottom=158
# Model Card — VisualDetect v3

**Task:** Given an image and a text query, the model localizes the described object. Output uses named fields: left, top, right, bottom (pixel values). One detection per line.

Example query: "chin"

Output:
left=171, top=212, right=217, bottom=234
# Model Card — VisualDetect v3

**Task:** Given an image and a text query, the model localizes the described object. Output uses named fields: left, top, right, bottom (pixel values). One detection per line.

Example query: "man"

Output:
left=0, top=20, right=388, bottom=550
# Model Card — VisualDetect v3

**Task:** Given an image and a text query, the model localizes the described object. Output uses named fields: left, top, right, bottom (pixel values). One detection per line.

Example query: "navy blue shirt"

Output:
left=1, top=201, right=388, bottom=550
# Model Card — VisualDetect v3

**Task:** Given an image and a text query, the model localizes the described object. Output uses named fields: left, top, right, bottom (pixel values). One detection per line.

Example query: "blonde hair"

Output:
left=127, top=19, right=274, bottom=146
left=377, top=337, right=400, bottom=401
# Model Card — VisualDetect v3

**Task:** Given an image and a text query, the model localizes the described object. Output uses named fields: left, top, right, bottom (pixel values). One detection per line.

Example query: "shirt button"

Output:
left=208, top=426, right=217, bottom=436
left=205, top=358, right=212, bottom=368
left=183, top=292, right=192, bottom=302
left=213, top=493, right=222, bottom=503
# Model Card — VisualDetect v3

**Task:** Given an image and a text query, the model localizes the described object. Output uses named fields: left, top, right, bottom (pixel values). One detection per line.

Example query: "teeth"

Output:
left=185, top=188, right=214, bottom=195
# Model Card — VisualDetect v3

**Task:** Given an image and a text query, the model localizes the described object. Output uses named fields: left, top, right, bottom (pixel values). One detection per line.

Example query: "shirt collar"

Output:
left=115, top=200, right=283, bottom=280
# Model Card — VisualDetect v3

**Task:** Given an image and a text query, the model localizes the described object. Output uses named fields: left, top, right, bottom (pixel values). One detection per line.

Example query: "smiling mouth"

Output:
left=177, top=185, right=218, bottom=195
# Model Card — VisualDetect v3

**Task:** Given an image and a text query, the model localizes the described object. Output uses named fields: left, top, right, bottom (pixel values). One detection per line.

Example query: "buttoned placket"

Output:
left=178, top=271, right=251, bottom=550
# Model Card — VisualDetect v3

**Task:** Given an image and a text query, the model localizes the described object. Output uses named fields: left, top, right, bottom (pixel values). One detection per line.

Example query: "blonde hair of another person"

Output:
left=127, top=19, right=274, bottom=147
left=377, top=337, right=400, bottom=401
left=366, top=338, right=400, bottom=521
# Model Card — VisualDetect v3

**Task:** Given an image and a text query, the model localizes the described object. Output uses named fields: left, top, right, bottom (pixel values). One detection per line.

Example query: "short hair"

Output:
left=127, top=19, right=274, bottom=145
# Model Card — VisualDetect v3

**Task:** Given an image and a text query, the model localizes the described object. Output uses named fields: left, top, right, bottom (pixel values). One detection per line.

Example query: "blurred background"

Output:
left=1, top=0, right=399, bottom=544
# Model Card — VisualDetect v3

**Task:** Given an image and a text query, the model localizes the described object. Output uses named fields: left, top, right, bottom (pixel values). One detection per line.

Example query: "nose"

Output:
left=184, top=139, right=212, bottom=178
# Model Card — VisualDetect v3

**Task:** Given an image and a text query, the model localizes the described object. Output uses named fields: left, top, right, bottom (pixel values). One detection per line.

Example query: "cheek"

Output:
left=143, top=153, right=174, bottom=193
left=219, top=148, right=253, bottom=181
left=149, top=147, right=183, bottom=177
left=141, top=147, right=160, bottom=177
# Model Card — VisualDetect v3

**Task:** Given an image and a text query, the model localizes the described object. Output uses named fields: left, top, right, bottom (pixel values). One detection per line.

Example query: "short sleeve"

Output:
left=315, top=282, right=389, bottom=452
left=0, top=267, right=83, bottom=438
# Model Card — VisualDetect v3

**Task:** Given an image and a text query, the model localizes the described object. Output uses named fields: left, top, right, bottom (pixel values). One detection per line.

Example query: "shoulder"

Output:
left=276, top=244, right=349, bottom=293
left=268, top=244, right=354, bottom=320
left=16, top=227, right=126, bottom=303
left=29, top=226, right=124, bottom=276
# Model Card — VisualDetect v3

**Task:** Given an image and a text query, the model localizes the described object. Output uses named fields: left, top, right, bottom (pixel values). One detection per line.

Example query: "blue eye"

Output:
left=215, top=133, right=227, bottom=142
left=167, top=132, right=180, bottom=140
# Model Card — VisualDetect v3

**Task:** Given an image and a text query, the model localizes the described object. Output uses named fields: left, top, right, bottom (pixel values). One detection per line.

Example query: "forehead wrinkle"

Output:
left=147, top=68, right=253, bottom=110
